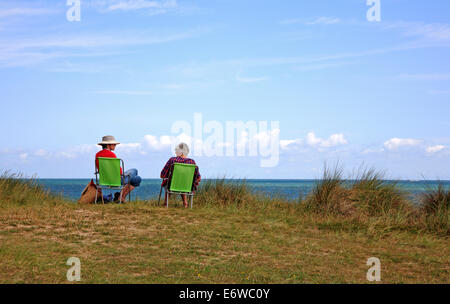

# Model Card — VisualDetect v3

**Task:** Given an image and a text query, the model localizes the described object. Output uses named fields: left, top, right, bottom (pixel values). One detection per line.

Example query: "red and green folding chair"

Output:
left=158, top=163, right=197, bottom=208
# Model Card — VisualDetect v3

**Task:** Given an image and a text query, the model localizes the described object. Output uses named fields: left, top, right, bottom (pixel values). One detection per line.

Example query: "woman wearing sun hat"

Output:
left=95, top=135, right=142, bottom=202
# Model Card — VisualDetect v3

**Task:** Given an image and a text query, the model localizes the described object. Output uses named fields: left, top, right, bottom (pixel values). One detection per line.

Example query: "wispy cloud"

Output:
left=280, top=139, right=303, bottom=150
left=94, top=90, right=155, bottom=96
left=381, top=21, right=450, bottom=45
left=396, top=73, right=450, bottom=81
left=86, top=0, right=178, bottom=15
left=0, top=27, right=210, bottom=67
left=2, top=29, right=203, bottom=50
left=280, top=31, right=313, bottom=41
left=161, top=83, right=187, bottom=89
left=0, top=7, right=57, bottom=19
left=44, top=61, right=123, bottom=73
left=362, top=147, right=385, bottom=155
left=280, top=17, right=341, bottom=26
left=235, top=72, right=269, bottom=83
left=294, top=61, right=355, bottom=72
left=306, top=17, right=341, bottom=26
left=167, top=41, right=429, bottom=81
left=106, top=0, right=177, bottom=12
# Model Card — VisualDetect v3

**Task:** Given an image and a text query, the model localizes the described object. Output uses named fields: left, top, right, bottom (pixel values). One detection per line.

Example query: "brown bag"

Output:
left=78, top=179, right=102, bottom=204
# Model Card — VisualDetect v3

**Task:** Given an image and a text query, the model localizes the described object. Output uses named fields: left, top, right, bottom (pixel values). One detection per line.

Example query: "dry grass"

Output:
left=0, top=171, right=65, bottom=207
left=303, top=165, right=448, bottom=235
left=419, top=184, right=449, bottom=234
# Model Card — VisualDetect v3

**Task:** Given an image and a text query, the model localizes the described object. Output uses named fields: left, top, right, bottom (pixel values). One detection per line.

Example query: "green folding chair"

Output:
left=158, top=163, right=197, bottom=208
left=94, top=157, right=130, bottom=204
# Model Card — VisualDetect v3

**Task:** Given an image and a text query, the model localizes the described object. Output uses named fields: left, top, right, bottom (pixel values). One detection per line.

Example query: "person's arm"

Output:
left=160, top=158, right=172, bottom=179
left=194, top=165, right=201, bottom=183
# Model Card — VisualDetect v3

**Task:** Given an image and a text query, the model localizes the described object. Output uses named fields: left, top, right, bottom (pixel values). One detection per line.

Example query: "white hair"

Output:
left=175, top=142, right=190, bottom=156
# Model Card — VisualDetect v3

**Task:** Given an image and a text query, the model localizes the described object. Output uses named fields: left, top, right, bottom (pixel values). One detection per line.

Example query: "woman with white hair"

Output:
left=160, top=143, right=201, bottom=208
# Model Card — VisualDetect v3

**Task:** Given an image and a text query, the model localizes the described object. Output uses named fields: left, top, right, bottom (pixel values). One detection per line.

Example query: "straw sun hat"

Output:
left=98, top=135, right=120, bottom=146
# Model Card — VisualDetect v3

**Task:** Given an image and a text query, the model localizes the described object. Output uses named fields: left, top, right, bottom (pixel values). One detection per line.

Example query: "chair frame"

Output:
left=94, top=158, right=130, bottom=204
left=158, top=163, right=197, bottom=209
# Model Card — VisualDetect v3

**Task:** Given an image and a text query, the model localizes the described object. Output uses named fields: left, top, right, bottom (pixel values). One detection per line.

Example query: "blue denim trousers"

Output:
left=122, top=168, right=142, bottom=187
left=102, top=169, right=141, bottom=202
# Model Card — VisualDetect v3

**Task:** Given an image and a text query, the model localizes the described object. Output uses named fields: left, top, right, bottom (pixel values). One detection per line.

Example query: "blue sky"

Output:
left=0, top=0, right=449, bottom=179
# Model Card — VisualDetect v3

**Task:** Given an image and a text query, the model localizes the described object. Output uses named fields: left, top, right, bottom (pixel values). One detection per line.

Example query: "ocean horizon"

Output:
left=34, top=178, right=450, bottom=203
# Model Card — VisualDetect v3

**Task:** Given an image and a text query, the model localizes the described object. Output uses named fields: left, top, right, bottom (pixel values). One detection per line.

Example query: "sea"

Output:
left=35, top=179, right=450, bottom=204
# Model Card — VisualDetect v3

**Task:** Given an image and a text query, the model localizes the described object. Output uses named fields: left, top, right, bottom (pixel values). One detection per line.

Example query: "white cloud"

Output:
left=161, top=83, right=187, bottom=90
left=280, top=17, right=340, bottom=26
left=116, top=143, right=144, bottom=154
left=106, top=0, right=177, bottom=12
left=402, top=23, right=450, bottom=42
left=0, top=7, right=56, bottom=19
left=236, top=72, right=268, bottom=83
left=94, top=90, right=154, bottom=96
left=143, top=134, right=183, bottom=150
left=362, top=148, right=384, bottom=155
left=0, top=148, right=10, bottom=155
left=0, top=28, right=209, bottom=67
left=34, top=149, right=48, bottom=157
left=280, top=139, right=302, bottom=150
left=305, top=17, right=341, bottom=26
left=3, top=30, right=199, bottom=50
left=306, top=132, right=348, bottom=148
left=253, top=128, right=280, bottom=146
left=426, top=145, right=445, bottom=153
left=384, top=138, right=422, bottom=150
left=396, top=73, right=450, bottom=81
left=19, top=153, right=28, bottom=160
left=382, top=21, right=450, bottom=44
left=52, top=144, right=98, bottom=159
left=294, top=61, right=354, bottom=72
left=59, top=152, right=77, bottom=159
left=167, top=43, right=430, bottom=82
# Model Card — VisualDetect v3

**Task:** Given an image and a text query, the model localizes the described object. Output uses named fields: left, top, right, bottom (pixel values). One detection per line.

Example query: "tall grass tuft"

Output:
left=304, top=164, right=411, bottom=223
left=195, top=178, right=255, bottom=208
left=350, top=167, right=410, bottom=217
left=420, top=184, right=449, bottom=234
left=0, top=171, right=63, bottom=206
left=304, top=164, right=353, bottom=215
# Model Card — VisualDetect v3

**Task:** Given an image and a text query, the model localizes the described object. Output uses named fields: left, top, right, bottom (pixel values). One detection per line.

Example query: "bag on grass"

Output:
left=78, top=179, right=102, bottom=204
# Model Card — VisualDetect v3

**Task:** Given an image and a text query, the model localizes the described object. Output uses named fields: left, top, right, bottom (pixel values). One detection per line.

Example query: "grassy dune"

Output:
left=0, top=170, right=448, bottom=283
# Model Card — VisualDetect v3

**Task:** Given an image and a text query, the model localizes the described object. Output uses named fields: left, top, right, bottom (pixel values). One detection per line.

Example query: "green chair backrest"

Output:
left=98, top=157, right=122, bottom=187
left=169, top=163, right=196, bottom=193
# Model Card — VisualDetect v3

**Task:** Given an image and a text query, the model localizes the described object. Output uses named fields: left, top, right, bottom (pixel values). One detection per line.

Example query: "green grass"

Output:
left=0, top=171, right=448, bottom=283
